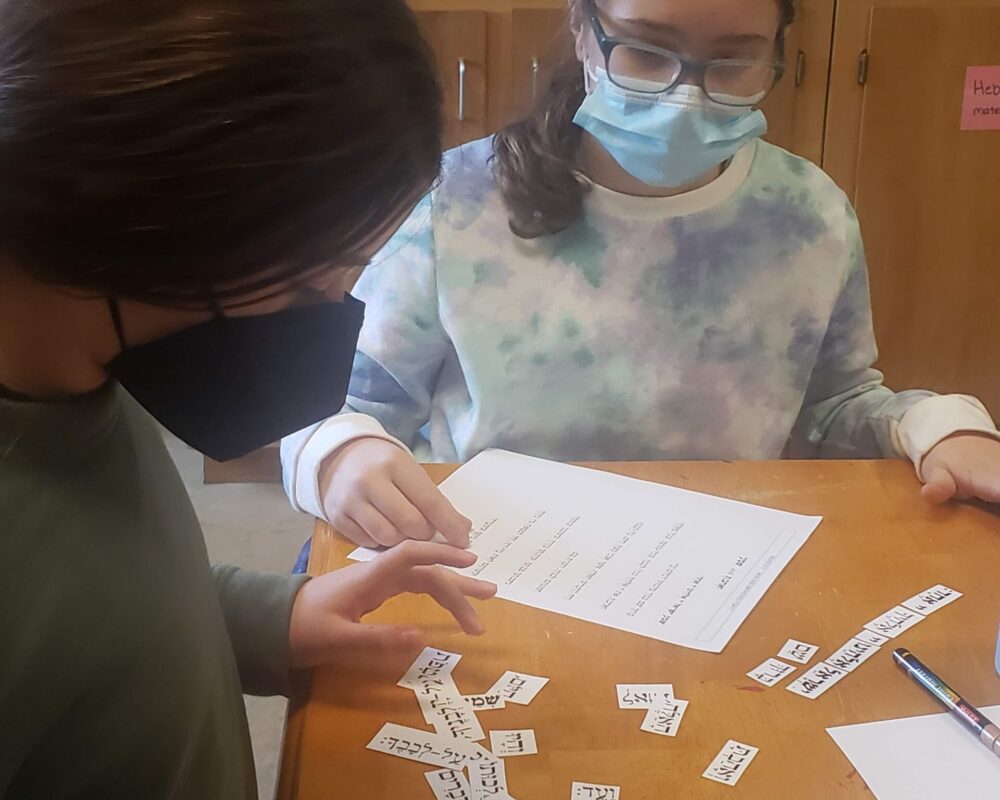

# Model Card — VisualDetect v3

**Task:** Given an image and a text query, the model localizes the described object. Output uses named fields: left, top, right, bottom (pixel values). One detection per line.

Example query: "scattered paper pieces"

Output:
left=488, top=671, right=549, bottom=705
left=825, top=638, right=880, bottom=673
left=853, top=629, right=888, bottom=647
left=702, top=740, right=759, bottom=786
left=571, top=782, right=621, bottom=799
left=399, top=647, right=462, bottom=690
left=426, top=768, right=472, bottom=800
left=746, top=657, right=797, bottom=687
left=901, top=584, right=963, bottom=616
left=864, top=605, right=924, bottom=639
left=490, top=729, right=537, bottom=757
left=467, top=753, right=508, bottom=800
left=616, top=684, right=674, bottom=709
left=640, top=699, right=689, bottom=737
left=782, top=585, right=963, bottom=701
left=786, top=661, right=848, bottom=699
left=778, top=639, right=819, bottom=664
left=367, top=723, right=469, bottom=770
left=462, top=693, right=506, bottom=711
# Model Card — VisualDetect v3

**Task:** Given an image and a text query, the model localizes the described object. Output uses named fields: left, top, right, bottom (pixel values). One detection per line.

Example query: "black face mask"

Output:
left=106, top=294, right=365, bottom=462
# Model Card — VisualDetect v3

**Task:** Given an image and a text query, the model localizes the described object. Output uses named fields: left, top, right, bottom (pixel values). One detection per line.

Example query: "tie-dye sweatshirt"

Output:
left=282, top=137, right=997, bottom=519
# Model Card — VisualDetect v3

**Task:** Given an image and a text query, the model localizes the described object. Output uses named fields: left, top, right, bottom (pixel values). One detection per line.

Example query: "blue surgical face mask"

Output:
left=572, top=59, right=768, bottom=188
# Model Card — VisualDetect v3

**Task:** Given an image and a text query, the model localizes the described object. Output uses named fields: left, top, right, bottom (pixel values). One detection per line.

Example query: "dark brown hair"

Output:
left=0, top=0, right=443, bottom=306
left=493, top=0, right=796, bottom=239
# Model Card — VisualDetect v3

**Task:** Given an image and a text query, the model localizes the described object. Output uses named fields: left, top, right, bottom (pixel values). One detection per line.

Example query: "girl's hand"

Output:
left=319, top=437, right=473, bottom=549
left=288, top=541, right=496, bottom=669
left=920, top=433, right=1000, bottom=504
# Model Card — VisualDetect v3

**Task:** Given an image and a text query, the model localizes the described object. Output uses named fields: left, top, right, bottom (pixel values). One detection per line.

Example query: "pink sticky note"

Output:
left=961, top=66, right=1000, bottom=130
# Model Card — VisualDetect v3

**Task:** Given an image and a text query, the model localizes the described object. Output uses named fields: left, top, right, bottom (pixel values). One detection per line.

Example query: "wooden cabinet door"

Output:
left=509, top=7, right=570, bottom=120
left=416, top=10, right=488, bottom=149
left=835, top=4, right=1000, bottom=412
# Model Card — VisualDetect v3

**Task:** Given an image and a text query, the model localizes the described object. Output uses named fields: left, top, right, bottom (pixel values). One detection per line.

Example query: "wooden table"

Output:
left=277, top=460, right=1000, bottom=799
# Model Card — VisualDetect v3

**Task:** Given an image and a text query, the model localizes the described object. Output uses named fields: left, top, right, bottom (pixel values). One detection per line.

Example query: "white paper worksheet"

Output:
left=351, top=450, right=822, bottom=652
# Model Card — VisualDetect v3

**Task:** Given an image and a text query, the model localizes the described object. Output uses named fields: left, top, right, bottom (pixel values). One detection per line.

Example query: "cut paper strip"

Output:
left=416, top=685, right=485, bottom=742
left=490, top=729, right=537, bottom=757
left=398, top=647, right=462, bottom=690
left=825, top=638, right=880, bottom=673
left=467, top=753, right=508, bottom=800
left=786, top=661, right=848, bottom=700
left=425, top=768, right=472, bottom=800
left=414, top=674, right=460, bottom=725
left=702, top=740, right=759, bottom=786
left=366, top=723, right=469, bottom=770
left=746, top=657, right=796, bottom=687
left=616, top=684, right=674, bottom=709
left=778, top=639, right=819, bottom=664
left=864, top=605, right=924, bottom=639
left=853, top=629, right=889, bottom=647
left=462, top=693, right=506, bottom=711
left=488, top=671, right=549, bottom=705
left=640, top=699, right=689, bottom=737
left=900, top=585, right=962, bottom=616
left=571, top=782, right=621, bottom=799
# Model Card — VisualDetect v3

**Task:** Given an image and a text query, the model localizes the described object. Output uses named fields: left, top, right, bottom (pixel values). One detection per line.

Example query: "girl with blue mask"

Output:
left=284, top=0, right=1000, bottom=550
left=572, top=0, right=772, bottom=188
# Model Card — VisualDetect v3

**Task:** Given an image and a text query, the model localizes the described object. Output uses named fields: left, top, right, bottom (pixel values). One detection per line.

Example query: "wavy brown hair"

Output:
left=493, top=0, right=796, bottom=239
left=0, top=0, right=442, bottom=307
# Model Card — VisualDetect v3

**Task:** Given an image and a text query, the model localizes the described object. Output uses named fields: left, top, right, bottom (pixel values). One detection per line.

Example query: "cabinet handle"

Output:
left=531, top=57, right=540, bottom=99
left=458, top=57, right=467, bottom=122
left=794, top=50, right=805, bottom=87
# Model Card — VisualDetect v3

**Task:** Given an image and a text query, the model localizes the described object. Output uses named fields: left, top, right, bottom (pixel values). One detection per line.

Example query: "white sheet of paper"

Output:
left=398, top=647, right=462, bottom=690
left=366, top=723, right=469, bottom=770
left=825, top=638, right=880, bottom=673
left=747, top=657, right=797, bottom=686
left=828, top=705, right=1000, bottom=798
left=571, top=782, right=621, bottom=800
left=350, top=450, right=822, bottom=652
left=425, top=768, right=472, bottom=800
left=489, top=729, right=537, bottom=757
left=786, top=661, right=848, bottom=699
left=616, top=683, right=675, bottom=709
left=702, top=740, right=759, bottom=786
left=864, top=605, right=925, bottom=639
left=640, top=699, right=690, bottom=737
left=467, top=753, right=508, bottom=800
left=778, top=639, right=819, bottom=664
left=462, top=693, right=506, bottom=711
left=900, top=584, right=963, bottom=616
left=487, top=671, right=549, bottom=705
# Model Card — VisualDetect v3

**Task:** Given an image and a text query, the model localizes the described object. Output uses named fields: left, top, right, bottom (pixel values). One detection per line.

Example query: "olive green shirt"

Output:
left=0, top=382, right=308, bottom=798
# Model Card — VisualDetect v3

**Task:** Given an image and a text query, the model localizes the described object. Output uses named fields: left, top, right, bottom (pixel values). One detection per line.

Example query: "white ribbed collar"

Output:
left=581, top=140, right=757, bottom=220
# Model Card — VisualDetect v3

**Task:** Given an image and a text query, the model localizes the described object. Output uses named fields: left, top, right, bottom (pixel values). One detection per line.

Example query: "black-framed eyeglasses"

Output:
left=581, top=0, right=784, bottom=108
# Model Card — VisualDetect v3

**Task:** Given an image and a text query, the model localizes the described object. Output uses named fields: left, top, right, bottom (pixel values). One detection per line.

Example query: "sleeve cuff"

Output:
left=211, top=565, right=310, bottom=697
left=898, top=394, right=1000, bottom=479
left=281, top=413, right=410, bottom=521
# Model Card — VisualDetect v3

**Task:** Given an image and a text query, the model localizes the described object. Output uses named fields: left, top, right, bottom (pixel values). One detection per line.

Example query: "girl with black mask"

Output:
left=0, top=2, right=494, bottom=797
